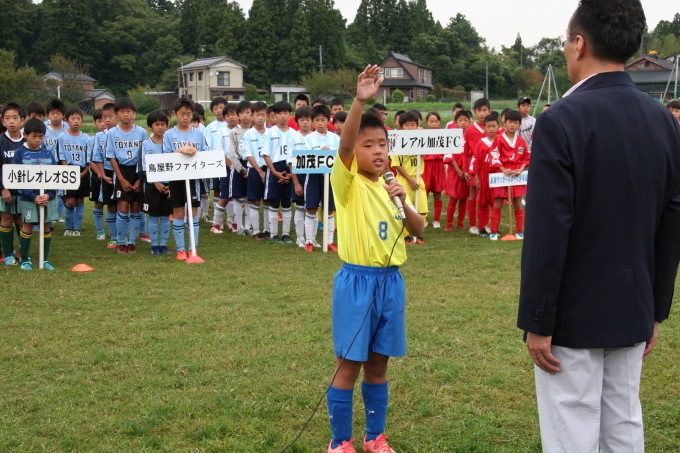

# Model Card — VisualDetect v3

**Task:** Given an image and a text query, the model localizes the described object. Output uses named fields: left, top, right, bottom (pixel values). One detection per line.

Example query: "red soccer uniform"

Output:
left=462, top=121, right=486, bottom=184
left=287, top=117, right=300, bottom=131
left=469, top=137, right=498, bottom=207
left=446, top=121, right=458, bottom=129
left=490, top=132, right=529, bottom=199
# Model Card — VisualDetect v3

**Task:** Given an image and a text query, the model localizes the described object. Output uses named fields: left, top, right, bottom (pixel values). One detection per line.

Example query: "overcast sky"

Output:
left=233, top=0, right=674, bottom=50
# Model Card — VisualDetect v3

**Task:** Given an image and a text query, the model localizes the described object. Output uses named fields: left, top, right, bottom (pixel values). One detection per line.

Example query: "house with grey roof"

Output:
left=375, top=52, right=434, bottom=102
left=625, top=53, right=679, bottom=100
left=177, top=56, right=248, bottom=103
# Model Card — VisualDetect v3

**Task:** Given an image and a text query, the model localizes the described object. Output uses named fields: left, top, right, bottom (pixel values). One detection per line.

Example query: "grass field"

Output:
left=1, top=198, right=678, bottom=453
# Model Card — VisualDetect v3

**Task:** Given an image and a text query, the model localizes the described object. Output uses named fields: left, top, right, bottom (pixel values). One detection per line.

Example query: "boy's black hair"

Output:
left=23, top=118, right=47, bottom=135
left=311, top=97, right=325, bottom=107
left=92, top=108, right=103, bottom=121
left=295, top=106, right=312, bottom=121
left=359, top=113, right=388, bottom=140
left=453, top=102, right=464, bottom=110
left=365, top=107, right=382, bottom=118
left=114, top=97, right=137, bottom=113
left=294, top=94, right=309, bottom=106
left=267, top=105, right=274, bottom=114
left=484, top=113, right=499, bottom=124
left=147, top=109, right=170, bottom=128
left=64, top=106, right=84, bottom=120
left=222, top=103, right=237, bottom=116
left=2, top=102, right=25, bottom=119
left=473, top=98, right=491, bottom=111
left=210, top=97, right=227, bottom=109
left=330, top=98, right=343, bottom=108
left=568, top=0, right=645, bottom=64
left=191, top=111, right=200, bottom=123
left=455, top=110, right=471, bottom=120
left=162, top=109, right=172, bottom=121
left=311, top=105, right=331, bottom=120
left=408, top=109, right=422, bottom=121
left=400, top=110, right=419, bottom=125
left=505, top=110, right=523, bottom=122
left=236, top=100, right=252, bottom=115
left=26, top=101, right=45, bottom=117
left=272, top=101, right=293, bottom=114
left=173, top=97, right=194, bottom=113
left=372, top=103, right=387, bottom=111
left=426, top=111, right=441, bottom=121
left=45, top=98, right=66, bottom=114
left=394, top=110, right=406, bottom=123
left=666, top=100, right=680, bottom=109
left=501, top=108, right=511, bottom=118
left=251, top=101, right=267, bottom=114
left=102, top=102, right=115, bottom=112
left=544, top=104, right=552, bottom=108
left=333, top=111, right=347, bottom=124
left=194, top=103, right=205, bottom=120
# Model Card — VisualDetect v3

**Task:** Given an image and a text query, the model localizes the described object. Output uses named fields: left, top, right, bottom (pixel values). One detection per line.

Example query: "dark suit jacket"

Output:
left=518, top=72, right=680, bottom=348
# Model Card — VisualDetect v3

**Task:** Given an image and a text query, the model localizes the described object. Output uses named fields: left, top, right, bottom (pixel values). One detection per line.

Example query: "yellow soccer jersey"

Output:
left=331, top=153, right=413, bottom=267
left=389, top=154, right=424, bottom=177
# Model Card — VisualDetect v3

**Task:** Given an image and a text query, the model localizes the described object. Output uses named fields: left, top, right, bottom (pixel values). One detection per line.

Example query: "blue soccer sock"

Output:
left=172, top=218, right=185, bottom=252
left=93, top=208, right=104, bottom=234
left=148, top=216, right=159, bottom=246
left=139, top=212, right=147, bottom=235
left=116, top=212, right=130, bottom=244
left=128, top=213, right=141, bottom=245
left=328, top=386, right=353, bottom=448
left=74, top=203, right=85, bottom=230
left=64, top=205, right=75, bottom=230
left=362, top=381, right=388, bottom=442
left=159, top=216, right=170, bottom=247
left=106, top=211, right=117, bottom=241
left=192, top=216, right=200, bottom=250
left=57, top=195, right=64, bottom=217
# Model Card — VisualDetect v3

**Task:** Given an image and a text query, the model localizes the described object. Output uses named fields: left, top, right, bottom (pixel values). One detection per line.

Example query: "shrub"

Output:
left=392, top=89, right=404, bottom=103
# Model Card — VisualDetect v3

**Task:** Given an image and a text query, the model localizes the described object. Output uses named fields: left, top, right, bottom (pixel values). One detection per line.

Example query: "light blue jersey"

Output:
left=216, top=125, right=240, bottom=158
left=139, top=137, right=168, bottom=184
left=304, top=130, right=340, bottom=151
left=242, top=128, right=267, bottom=168
left=262, top=126, right=294, bottom=163
left=205, top=120, right=226, bottom=150
left=287, top=130, right=309, bottom=164
left=106, top=125, right=146, bottom=166
left=162, top=126, right=207, bottom=154
left=57, top=131, right=90, bottom=167
left=90, top=130, right=112, bottom=171
left=44, top=122, right=69, bottom=161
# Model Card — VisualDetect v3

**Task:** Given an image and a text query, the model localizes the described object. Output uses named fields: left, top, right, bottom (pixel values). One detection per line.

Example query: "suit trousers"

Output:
left=535, top=342, right=645, bottom=453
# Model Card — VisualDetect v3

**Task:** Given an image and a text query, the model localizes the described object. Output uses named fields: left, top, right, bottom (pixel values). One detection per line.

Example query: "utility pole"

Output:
left=319, top=46, right=323, bottom=73
left=485, top=60, right=489, bottom=99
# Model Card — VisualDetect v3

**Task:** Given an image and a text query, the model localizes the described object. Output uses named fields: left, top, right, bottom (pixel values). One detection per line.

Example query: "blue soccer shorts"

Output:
left=332, top=262, right=406, bottom=362
left=304, top=173, right=335, bottom=210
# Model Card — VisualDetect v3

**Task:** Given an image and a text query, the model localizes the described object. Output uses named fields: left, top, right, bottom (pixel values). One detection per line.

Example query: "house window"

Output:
left=384, top=68, right=391, bottom=77
left=409, top=90, right=414, bottom=99
left=418, top=68, right=423, bottom=78
left=418, top=90, right=423, bottom=99
left=198, top=71, right=203, bottom=81
left=217, top=72, right=230, bottom=86
left=644, top=61, right=650, bottom=67
left=189, top=72, right=194, bottom=82
left=393, top=68, right=403, bottom=77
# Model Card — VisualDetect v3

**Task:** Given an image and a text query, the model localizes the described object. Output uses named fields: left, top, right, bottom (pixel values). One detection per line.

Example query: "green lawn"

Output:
left=1, top=201, right=678, bottom=453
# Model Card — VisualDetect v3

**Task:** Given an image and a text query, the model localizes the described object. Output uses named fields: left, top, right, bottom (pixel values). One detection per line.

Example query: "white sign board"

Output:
left=488, top=171, right=529, bottom=188
left=2, top=164, right=81, bottom=190
left=292, top=149, right=335, bottom=174
left=144, top=150, right=228, bottom=183
left=387, top=129, right=463, bottom=156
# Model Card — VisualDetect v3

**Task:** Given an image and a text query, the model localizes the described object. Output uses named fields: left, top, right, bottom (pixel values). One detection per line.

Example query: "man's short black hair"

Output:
left=45, top=98, right=65, bottom=114
left=333, top=111, right=347, bottom=124
left=26, top=101, right=45, bottom=117
left=330, top=98, right=343, bottom=108
left=147, top=109, right=169, bottom=127
left=222, top=103, right=237, bottom=116
left=2, top=102, right=25, bottom=119
left=311, top=105, right=331, bottom=120
left=114, top=97, right=137, bottom=113
left=64, top=106, right=84, bottom=120
left=473, top=98, right=491, bottom=110
left=453, top=103, right=464, bottom=110
left=23, top=118, right=46, bottom=135
left=505, top=110, right=523, bottom=122
left=102, top=102, right=115, bottom=112
left=372, top=103, right=387, bottom=111
left=455, top=110, right=471, bottom=120
left=210, top=97, right=227, bottom=110
left=400, top=110, right=419, bottom=125
left=173, top=97, right=194, bottom=113
left=92, top=109, right=102, bottom=121
left=251, top=101, right=267, bottom=114
left=272, top=101, right=293, bottom=114
left=236, top=100, right=252, bottom=115
left=568, top=0, right=645, bottom=64
left=294, top=94, right=309, bottom=106
left=311, top=97, right=325, bottom=107
left=359, top=112, right=388, bottom=140
left=666, top=100, right=680, bottom=110
left=194, top=103, right=205, bottom=118
left=295, top=106, right=312, bottom=121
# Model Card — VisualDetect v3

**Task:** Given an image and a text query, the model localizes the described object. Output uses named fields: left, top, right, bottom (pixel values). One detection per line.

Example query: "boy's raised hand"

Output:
left=356, top=65, right=384, bottom=102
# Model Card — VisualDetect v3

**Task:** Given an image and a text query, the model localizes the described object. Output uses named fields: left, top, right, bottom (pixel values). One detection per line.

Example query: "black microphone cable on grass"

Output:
left=277, top=225, right=406, bottom=453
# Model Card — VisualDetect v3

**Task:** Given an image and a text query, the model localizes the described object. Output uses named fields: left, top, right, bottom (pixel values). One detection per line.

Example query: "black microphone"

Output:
left=382, top=170, right=407, bottom=226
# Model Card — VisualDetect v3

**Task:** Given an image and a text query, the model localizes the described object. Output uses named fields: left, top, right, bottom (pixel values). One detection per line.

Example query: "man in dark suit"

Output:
left=518, top=1, right=680, bottom=451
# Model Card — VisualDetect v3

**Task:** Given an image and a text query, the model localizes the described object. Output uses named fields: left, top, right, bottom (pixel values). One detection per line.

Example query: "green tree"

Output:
left=138, top=35, right=185, bottom=88
left=446, top=14, right=484, bottom=55
left=647, top=34, right=680, bottom=58
left=300, top=69, right=357, bottom=97
left=214, top=2, right=247, bottom=59
left=0, top=0, right=36, bottom=66
left=46, top=53, right=91, bottom=106
left=288, top=7, right=315, bottom=82
left=0, top=49, right=45, bottom=106
left=303, top=0, right=346, bottom=71
left=127, top=86, right=161, bottom=114
left=242, top=0, right=277, bottom=87
left=178, top=0, right=201, bottom=54
left=392, top=89, right=404, bottom=103
left=244, top=84, right=259, bottom=100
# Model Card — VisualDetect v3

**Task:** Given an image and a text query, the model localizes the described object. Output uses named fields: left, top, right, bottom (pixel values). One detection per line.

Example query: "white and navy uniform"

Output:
left=261, top=126, right=294, bottom=202
left=214, top=125, right=234, bottom=197
left=106, top=125, right=146, bottom=203
left=162, top=126, right=207, bottom=207
left=58, top=130, right=90, bottom=198
left=303, top=130, right=339, bottom=210
left=242, top=127, right=268, bottom=202
left=139, top=137, right=172, bottom=217
left=288, top=130, right=308, bottom=204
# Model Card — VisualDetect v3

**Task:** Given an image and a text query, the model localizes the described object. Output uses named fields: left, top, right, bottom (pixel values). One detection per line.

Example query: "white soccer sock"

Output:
left=244, top=202, right=252, bottom=229
left=269, top=206, right=279, bottom=236
left=305, top=212, right=317, bottom=244
left=327, top=213, right=335, bottom=244
left=294, top=207, right=305, bottom=240
left=200, top=194, right=209, bottom=218
left=226, top=199, right=235, bottom=223
left=263, top=205, right=270, bottom=232
left=213, top=204, right=225, bottom=227
left=313, top=211, right=319, bottom=238
left=234, top=198, right=245, bottom=230
left=282, top=207, right=292, bottom=235
left=250, top=204, right=260, bottom=234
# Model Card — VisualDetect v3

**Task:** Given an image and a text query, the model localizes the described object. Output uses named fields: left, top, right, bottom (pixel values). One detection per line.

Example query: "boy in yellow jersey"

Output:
left=389, top=110, right=427, bottom=244
left=327, top=65, right=423, bottom=453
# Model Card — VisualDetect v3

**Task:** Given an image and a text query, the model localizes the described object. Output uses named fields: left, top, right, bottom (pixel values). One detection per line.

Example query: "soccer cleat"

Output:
left=281, top=234, right=293, bottom=244
left=405, top=236, right=414, bottom=245
left=176, top=250, right=187, bottom=260
left=140, top=234, right=152, bottom=243
left=32, top=225, right=39, bottom=232
left=20, top=262, right=32, bottom=271
left=43, top=261, right=56, bottom=270
left=444, top=223, right=453, bottom=231
left=490, top=233, right=499, bottom=241
left=253, top=232, right=264, bottom=240
left=433, top=221, right=441, bottom=229
left=127, top=244, right=136, bottom=253
left=236, top=228, right=246, bottom=235
left=201, top=215, right=210, bottom=223
left=515, top=232, right=524, bottom=240
left=296, top=240, right=305, bottom=248
left=106, top=240, right=117, bottom=249
left=328, top=242, right=339, bottom=252
left=96, top=231, right=106, bottom=240
left=269, top=235, right=283, bottom=244
left=232, top=223, right=238, bottom=233
left=210, top=224, right=223, bottom=234
left=225, top=220, right=233, bottom=230
left=4, top=255, right=17, bottom=266
left=57, top=218, right=65, bottom=223
left=63, top=229, right=72, bottom=236
left=457, top=223, right=466, bottom=230
left=304, top=242, right=314, bottom=252
left=159, top=246, right=171, bottom=255
left=482, top=226, right=492, bottom=235
left=415, top=237, right=425, bottom=245
left=244, top=228, right=254, bottom=236
left=151, top=246, right=161, bottom=255
left=469, top=226, right=480, bottom=235
left=263, top=231, right=271, bottom=239
left=72, top=229, right=81, bottom=237
left=362, top=434, right=396, bottom=453
left=328, top=438, right=357, bottom=453
left=117, top=244, right=127, bottom=254
left=312, top=239, right=322, bottom=248
left=480, top=229, right=488, bottom=237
